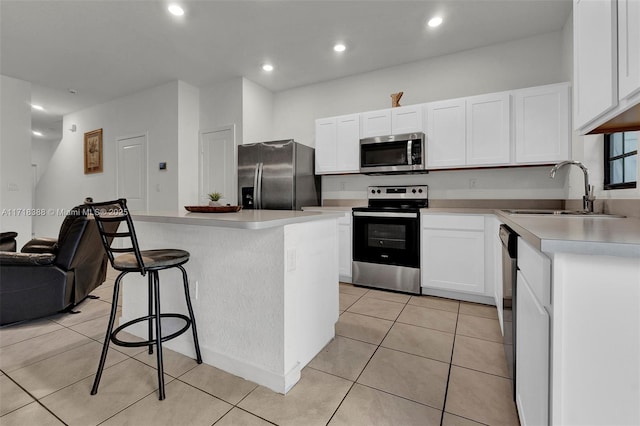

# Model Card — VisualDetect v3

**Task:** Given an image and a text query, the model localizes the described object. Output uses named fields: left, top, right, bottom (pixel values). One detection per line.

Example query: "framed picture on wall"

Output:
left=84, top=128, right=103, bottom=174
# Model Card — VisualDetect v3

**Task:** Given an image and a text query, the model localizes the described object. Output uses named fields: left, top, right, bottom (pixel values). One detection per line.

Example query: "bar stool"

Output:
left=88, top=198, right=202, bottom=400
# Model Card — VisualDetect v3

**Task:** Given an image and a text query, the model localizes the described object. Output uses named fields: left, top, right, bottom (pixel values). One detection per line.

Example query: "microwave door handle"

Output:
left=407, top=141, right=413, bottom=165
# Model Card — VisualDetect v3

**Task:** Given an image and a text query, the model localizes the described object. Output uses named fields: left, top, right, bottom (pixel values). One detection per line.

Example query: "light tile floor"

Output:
left=0, top=269, right=520, bottom=425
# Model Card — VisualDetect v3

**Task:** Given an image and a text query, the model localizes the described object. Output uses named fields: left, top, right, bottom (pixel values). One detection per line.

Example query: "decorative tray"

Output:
left=184, top=205, right=242, bottom=213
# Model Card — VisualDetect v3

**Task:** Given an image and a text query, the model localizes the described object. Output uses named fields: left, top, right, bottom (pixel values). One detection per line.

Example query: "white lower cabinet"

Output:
left=422, top=214, right=497, bottom=303
left=516, top=270, right=549, bottom=426
left=516, top=237, right=551, bottom=426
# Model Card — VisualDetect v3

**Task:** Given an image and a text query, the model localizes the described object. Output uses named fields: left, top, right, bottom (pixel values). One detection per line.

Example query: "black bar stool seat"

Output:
left=88, top=199, right=202, bottom=400
left=113, top=249, right=190, bottom=270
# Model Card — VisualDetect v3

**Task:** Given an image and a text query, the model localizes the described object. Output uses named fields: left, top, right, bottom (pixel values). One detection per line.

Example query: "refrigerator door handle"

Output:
left=252, top=163, right=260, bottom=209
left=257, top=162, right=264, bottom=209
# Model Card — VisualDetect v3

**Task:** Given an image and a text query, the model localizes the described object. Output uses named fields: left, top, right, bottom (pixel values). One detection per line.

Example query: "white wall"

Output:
left=31, top=139, right=58, bottom=183
left=242, top=78, right=274, bottom=144
left=178, top=81, right=200, bottom=209
left=34, top=81, right=182, bottom=237
left=322, top=167, right=567, bottom=201
left=200, top=77, right=243, bottom=142
left=273, top=31, right=566, bottom=147
left=1, top=75, right=32, bottom=247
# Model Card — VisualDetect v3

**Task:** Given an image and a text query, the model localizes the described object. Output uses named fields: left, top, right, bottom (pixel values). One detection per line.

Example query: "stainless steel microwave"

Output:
left=359, top=133, right=426, bottom=174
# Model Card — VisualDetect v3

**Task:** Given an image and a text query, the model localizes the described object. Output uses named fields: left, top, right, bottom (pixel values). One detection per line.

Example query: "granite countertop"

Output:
left=131, top=209, right=343, bottom=230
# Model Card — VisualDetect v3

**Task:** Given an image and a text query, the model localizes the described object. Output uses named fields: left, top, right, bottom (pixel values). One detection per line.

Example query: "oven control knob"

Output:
left=418, top=188, right=423, bottom=193
left=371, top=189, right=375, bottom=194
left=412, top=189, right=417, bottom=193
left=377, top=189, right=381, bottom=194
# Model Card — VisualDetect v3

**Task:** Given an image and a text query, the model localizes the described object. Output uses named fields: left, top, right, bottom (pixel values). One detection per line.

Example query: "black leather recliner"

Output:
left=0, top=205, right=116, bottom=325
left=0, top=232, right=18, bottom=252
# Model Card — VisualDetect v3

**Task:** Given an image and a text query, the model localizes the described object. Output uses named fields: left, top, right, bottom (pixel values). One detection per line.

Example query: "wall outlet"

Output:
left=189, top=280, right=199, bottom=299
left=469, top=178, right=477, bottom=189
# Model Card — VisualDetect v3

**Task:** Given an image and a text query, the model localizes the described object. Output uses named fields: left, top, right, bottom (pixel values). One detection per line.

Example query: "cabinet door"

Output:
left=618, top=0, right=640, bottom=100
left=573, top=0, right=617, bottom=129
left=315, top=118, right=337, bottom=174
left=335, top=114, right=360, bottom=173
left=426, top=99, right=466, bottom=168
left=422, top=228, right=485, bottom=294
left=360, top=109, right=392, bottom=138
left=516, top=270, right=549, bottom=426
left=466, top=92, right=511, bottom=166
left=392, top=104, right=424, bottom=134
left=515, top=84, right=570, bottom=164
left=338, top=220, right=352, bottom=282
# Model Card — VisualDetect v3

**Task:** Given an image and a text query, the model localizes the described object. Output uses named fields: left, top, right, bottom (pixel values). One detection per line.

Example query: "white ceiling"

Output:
left=0, top=0, right=572, bottom=142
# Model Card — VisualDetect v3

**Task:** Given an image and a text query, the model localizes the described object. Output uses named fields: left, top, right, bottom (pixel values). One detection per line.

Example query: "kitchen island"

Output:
left=119, top=209, right=342, bottom=394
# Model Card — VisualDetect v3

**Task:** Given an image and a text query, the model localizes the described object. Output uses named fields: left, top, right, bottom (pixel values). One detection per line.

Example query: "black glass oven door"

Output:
left=352, top=212, right=419, bottom=268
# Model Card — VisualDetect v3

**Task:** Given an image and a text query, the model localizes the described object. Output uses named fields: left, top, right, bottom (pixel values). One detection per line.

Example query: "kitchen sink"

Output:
left=503, top=209, right=625, bottom=218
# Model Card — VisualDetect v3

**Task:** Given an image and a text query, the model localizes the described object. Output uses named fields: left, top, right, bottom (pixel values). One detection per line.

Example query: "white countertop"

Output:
left=495, top=211, right=640, bottom=258
left=131, top=209, right=343, bottom=230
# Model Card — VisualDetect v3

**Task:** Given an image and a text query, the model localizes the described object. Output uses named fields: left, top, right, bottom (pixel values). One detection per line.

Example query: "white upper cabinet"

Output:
left=361, top=105, right=424, bottom=138
left=426, top=93, right=510, bottom=168
left=315, top=114, right=360, bottom=175
left=618, top=0, right=640, bottom=100
left=466, top=92, right=511, bottom=166
left=574, top=0, right=640, bottom=134
left=573, top=0, right=617, bottom=130
left=360, top=109, right=392, bottom=138
left=426, top=99, right=466, bottom=168
left=514, top=83, right=571, bottom=164
left=391, top=104, right=424, bottom=134
left=315, top=118, right=337, bottom=174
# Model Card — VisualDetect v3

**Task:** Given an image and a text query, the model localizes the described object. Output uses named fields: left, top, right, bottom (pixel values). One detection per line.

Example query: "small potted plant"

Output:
left=208, top=192, right=223, bottom=207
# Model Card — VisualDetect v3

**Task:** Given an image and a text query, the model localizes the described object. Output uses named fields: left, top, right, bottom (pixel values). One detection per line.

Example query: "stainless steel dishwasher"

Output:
left=499, top=224, right=518, bottom=400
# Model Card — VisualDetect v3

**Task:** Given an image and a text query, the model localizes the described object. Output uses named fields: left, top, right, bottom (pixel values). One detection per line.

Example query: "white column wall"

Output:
left=0, top=75, right=32, bottom=247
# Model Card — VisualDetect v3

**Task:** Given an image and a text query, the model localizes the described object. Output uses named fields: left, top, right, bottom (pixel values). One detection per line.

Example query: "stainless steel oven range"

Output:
left=352, top=185, right=428, bottom=294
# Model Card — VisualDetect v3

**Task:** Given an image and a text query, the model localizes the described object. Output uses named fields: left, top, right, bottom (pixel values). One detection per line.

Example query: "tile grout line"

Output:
left=325, top=294, right=410, bottom=425
left=1, top=370, right=69, bottom=425
left=439, top=302, right=460, bottom=426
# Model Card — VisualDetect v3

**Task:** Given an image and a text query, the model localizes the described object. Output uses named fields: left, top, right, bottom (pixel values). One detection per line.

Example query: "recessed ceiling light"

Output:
left=168, top=4, right=185, bottom=16
left=427, top=16, right=443, bottom=28
left=262, top=64, right=274, bottom=72
left=333, top=43, right=346, bottom=52
left=31, top=104, right=44, bottom=111
left=32, top=130, right=43, bottom=136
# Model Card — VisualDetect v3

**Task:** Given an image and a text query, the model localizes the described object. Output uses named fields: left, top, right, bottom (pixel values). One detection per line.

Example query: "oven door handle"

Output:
left=353, top=211, right=418, bottom=218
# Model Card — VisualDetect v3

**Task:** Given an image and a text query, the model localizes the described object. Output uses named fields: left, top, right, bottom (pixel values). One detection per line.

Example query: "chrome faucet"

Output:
left=549, top=160, right=595, bottom=213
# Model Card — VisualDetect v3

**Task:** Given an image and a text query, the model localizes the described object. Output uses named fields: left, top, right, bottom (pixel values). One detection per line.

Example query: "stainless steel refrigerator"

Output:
left=238, top=140, right=321, bottom=210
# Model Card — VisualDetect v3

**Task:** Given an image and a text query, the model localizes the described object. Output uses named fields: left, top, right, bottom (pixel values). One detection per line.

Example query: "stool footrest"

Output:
left=110, top=313, right=192, bottom=348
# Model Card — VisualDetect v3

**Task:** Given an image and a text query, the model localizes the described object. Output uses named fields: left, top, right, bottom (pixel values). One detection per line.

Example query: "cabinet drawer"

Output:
left=422, top=214, right=485, bottom=231
left=517, top=237, right=551, bottom=309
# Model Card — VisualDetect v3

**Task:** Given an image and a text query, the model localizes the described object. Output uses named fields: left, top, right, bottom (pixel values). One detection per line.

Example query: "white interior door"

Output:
left=200, top=126, right=236, bottom=205
left=117, top=134, right=147, bottom=211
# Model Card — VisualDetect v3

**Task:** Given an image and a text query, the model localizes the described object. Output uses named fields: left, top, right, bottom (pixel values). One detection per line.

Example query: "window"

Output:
left=604, top=131, right=637, bottom=189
